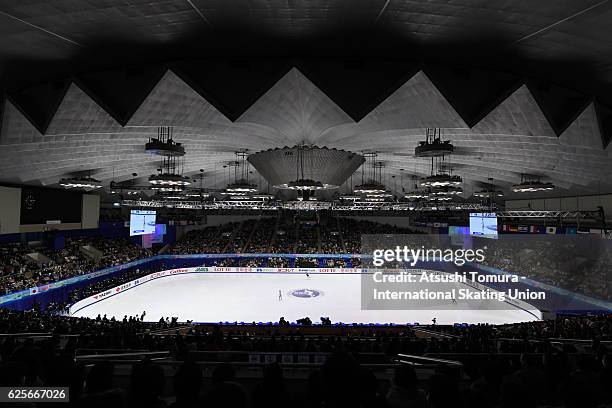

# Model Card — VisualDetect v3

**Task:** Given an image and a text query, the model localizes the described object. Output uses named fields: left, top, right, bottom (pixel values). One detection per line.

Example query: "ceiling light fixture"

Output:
left=59, top=176, right=103, bottom=190
left=415, top=128, right=454, bottom=157
left=512, top=175, right=555, bottom=193
left=419, top=174, right=462, bottom=187
left=430, top=186, right=463, bottom=196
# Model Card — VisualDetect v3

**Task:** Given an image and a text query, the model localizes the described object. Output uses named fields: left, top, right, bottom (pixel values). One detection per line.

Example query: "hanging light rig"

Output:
left=339, top=170, right=360, bottom=202
left=474, top=177, right=504, bottom=208
left=185, top=169, right=210, bottom=200
left=145, top=126, right=185, bottom=156
left=415, top=127, right=454, bottom=157
left=149, top=156, right=190, bottom=192
left=512, top=174, right=555, bottom=193
left=352, top=153, right=393, bottom=201
left=413, top=128, right=463, bottom=201
left=60, top=169, right=103, bottom=190
left=147, top=126, right=190, bottom=199
left=405, top=175, right=427, bottom=200
left=109, top=172, right=141, bottom=197
left=225, top=151, right=257, bottom=199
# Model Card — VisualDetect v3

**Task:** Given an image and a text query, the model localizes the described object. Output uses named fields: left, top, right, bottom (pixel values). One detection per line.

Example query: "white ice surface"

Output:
left=72, top=272, right=539, bottom=325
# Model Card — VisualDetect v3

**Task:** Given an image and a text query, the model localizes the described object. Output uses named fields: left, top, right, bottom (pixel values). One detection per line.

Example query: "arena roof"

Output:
left=1, top=1, right=612, bottom=199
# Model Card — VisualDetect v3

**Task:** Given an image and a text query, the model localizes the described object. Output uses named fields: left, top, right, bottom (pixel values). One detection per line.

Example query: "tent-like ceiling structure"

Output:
left=1, top=67, right=611, bottom=199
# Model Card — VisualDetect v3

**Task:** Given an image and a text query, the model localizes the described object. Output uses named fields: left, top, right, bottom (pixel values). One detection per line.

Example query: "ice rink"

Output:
left=71, top=272, right=540, bottom=325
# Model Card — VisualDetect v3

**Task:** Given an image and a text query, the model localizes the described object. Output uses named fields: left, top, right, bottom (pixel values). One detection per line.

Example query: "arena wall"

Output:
left=0, top=186, right=21, bottom=234
left=81, top=194, right=100, bottom=229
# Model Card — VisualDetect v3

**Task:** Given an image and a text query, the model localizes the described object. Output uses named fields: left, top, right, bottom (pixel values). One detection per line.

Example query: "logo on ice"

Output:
left=289, top=289, right=322, bottom=298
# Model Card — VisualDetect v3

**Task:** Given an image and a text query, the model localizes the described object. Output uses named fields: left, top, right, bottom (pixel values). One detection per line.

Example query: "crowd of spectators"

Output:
left=323, top=258, right=347, bottom=268
left=243, top=218, right=275, bottom=253
left=173, top=216, right=420, bottom=257
left=0, top=237, right=151, bottom=295
left=0, top=308, right=610, bottom=407
left=268, top=257, right=290, bottom=268
left=270, top=216, right=294, bottom=253
left=169, top=222, right=241, bottom=255
left=481, top=237, right=612, bottom=301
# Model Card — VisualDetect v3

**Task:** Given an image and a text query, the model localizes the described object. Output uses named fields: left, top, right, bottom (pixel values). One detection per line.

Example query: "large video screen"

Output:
left=469, top=212, right=498, bottom=239
left=129, top=210, right=157, bottom=236
left=20, top=186, right=82, bottom=225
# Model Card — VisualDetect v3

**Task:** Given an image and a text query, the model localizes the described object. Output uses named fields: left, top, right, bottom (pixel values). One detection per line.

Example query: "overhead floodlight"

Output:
left=512, top=175, right=554, bottom=193
left=405, top=190, right=427, bottom=199
left=511, top=181, right=555, bottom=193
left=225, top=191, right=250, bottom=196
left=474, top=189, right=504, bottom=198
left=426, top=194, right=453, bottom=201
left=430, top=186, right=463, bottom=196
left=185, top=191, right=210, bottom=198
left=354, top=182, right=387, bottom=194
left=59, top=176, right=103, bottom=190
left=228, top=195, right=254, bottom=201
left=152, top=186, right=184, bottom=192
left=340, top=195, right=361, bottom=201
left=365, top=192, right=393, bottom=198
left=419, top=174, right=462, bottom=187
left=225, top=180, right=258, bottom=194
left=275, top=179, right=337, bottom=190
left=252, top=193, right=274, bottom=200
left=149, top=173, right=191, bottom=186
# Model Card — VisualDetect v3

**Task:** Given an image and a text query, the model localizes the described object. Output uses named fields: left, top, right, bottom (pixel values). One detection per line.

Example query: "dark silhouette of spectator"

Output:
left=252, top=362, right=288, bottom=408
left=470, top=359, right=503, bottom=408
left=319, top=351, right=362, bottom=407
left=358, top=366, right=386, bottom=407
left=386, top=364, right=427, bottom=408
left=79, top=361, right=124, bottom=408
left=169, top=362, right=202, bottom=408
left=599, top=353, right=612, bottom=404
left=0, top=362, right=35, bottom=408
left=129, top=361, right=166, bottom=408
left=0, top=361, right=27, bottom=386
left=205, top=381, right=249, bottom=408
left=427, top=373, right=462, bottom=408
left=43, top=354, right=85, bottom=408
left=511, top=353, right=546, bottom=405
left=560, top=370, right=598, bottom=408
left=500, top=376, right=535, bottom=408
left=211, top=362, right=236, bottom=385
left=86, top=361, right=115, bottom=393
